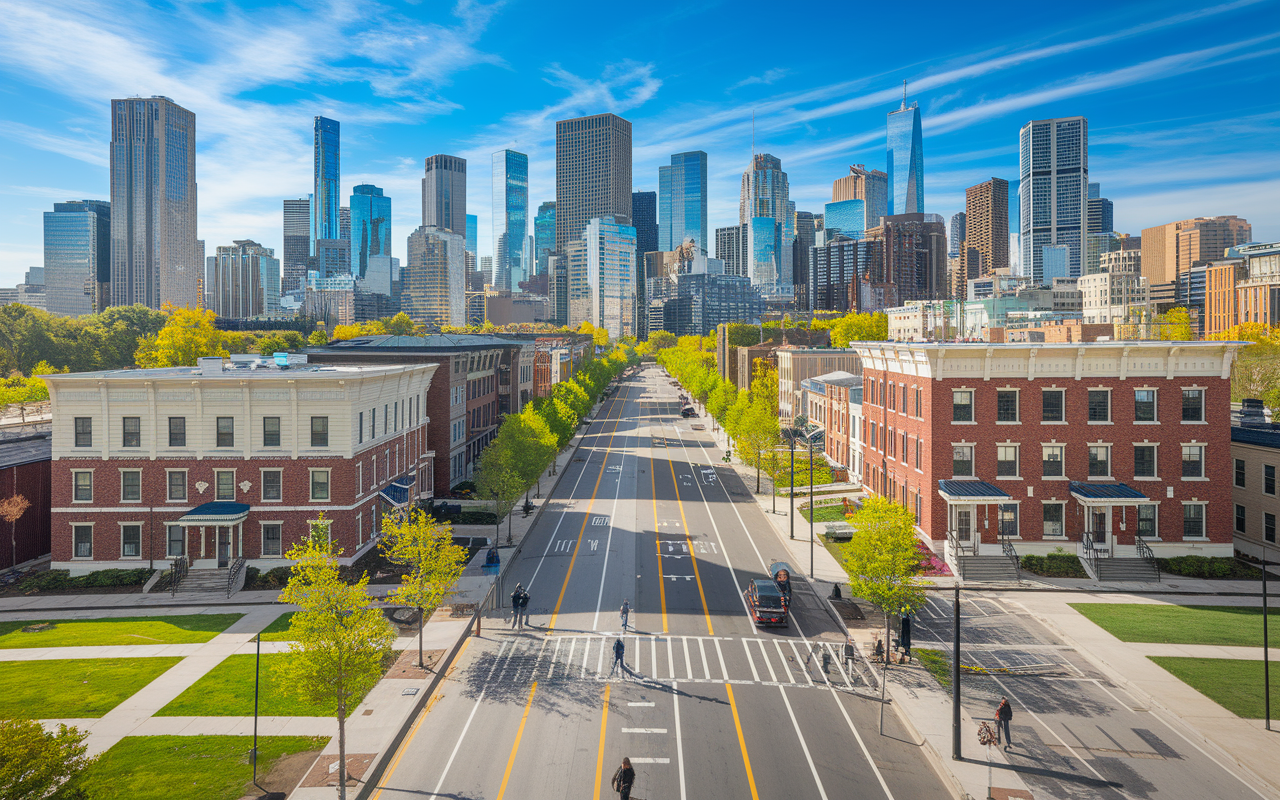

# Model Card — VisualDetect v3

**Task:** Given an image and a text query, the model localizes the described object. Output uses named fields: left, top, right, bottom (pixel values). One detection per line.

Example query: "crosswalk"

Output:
left=481, top=634, right=875, bottom=691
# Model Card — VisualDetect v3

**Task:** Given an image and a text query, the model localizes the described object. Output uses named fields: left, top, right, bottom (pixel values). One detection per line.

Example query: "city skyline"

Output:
left=0, top=1, right=1277, bottom=284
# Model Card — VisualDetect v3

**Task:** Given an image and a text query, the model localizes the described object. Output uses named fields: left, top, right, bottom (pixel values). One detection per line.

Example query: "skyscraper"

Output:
left=110, top=97, right=198, bottom=309
left=886, top=87, right=924, bottom=216
left=793, top=211, right=819, bottom=310
left=568, top=216, right=637, bottom=340
left=350, top=185, right=390, bottom=281
left=739, top=154, right=794, bottom=293
left=492, top=150, right=529, bottom=292
left=715, top=224, right=749, bottom=279
left=632, top=191, right=658, bottom=256
left=823, top=200, right=866, bottom=239
left=44, top=200, right=110, bottom=316
left=339, top=205, right=351, bottom=272
left=312, top=117, right=340, bottom=250
left=1019, top=116, right=1088, bottom=283
left=403, top=226, right=466, bottom=327
left=283, top=197, right=310, bottom=295
left=464, top=214, right=478, bottom=276
left=658, top=151, right=709, bottom=253
left=1141, top=216, right=1252, bottom=286
left=949, top=212, right=966, bottom=258
left=422, top=155, right=467, bottom=234
left=534, top=202, right=556, bottom=276
left=555, top=113, right=632, bottom=253
left=963, top=178, right=1010, bottom=277
left=831, top=164, right=888, bottom=229
left=208, top=240, right=280, bottom=319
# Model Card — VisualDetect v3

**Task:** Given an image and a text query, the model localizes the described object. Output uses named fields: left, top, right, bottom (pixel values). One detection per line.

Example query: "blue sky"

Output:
left=1, top=0, right=1278, bottom=284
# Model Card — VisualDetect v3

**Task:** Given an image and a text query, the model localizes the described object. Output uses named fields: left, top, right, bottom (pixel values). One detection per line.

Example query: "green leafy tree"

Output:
left=308, top=329, right=329, bottom=346
left=383, top=312, right=416, bottom=335
left=134, top=306, right=230, bottom=367
left=381, top=510, right=468, bottom=668
left=647, top=330, right=677, bottom=351
left=830, top=311, right=889, bottom=347
left=736, top=400, right=781, bottom=492
left=276, top=518, right=395, bottom=800
left=1158, top=307, right=1194, bottom=341
left=0, top=718, right=94, bottom=800
left=509, top=407, right=559, bottom=500
left=475, top=440, right=525, bottom=545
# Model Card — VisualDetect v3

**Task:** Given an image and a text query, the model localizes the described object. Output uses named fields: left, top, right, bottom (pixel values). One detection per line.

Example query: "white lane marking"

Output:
left=831, top=688, right=896, bottom=800
left=714, top=637, right=728, bottom=681
left=789, top=641, right=815, bottom=686
left=673, top=679, right=688, bottom=800
left=651, top=636, right=658, bottom=680
left=582, top=636, right=592, bottom=679
left=629, top=757, right=671, bottom=764
left=742, top=638, right=761, bottom=683
left=429, top=640, right=508, bottom=797
left=682, top=636, right=693, bottom=679
left=773, top=639, right=796, bottom=684
left=666, top=636, right=674, bottom=678
left=988, top=674, right=1110, bottom=783
left=596, top=635, right=607, bottom=677
left=627, top=701, right=656, bottom=707
left=780, top=685, right=829, bottom=800
left=621, top=728, right=668, bottom=734
left=697, top=638, right=710, bottom=680
left=633, top=635, right=641, bottom=676
left=548, top=637, right=562, bottom=679
left=565, top=637, right=577, bottom=679
left=591, top=435, right=630, bottom=631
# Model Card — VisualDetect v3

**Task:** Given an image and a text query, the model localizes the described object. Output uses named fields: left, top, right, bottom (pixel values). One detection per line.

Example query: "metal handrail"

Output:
left=170, top=557, right=188, bottom=598
left=227, top=557, right=247, bottom=598
left=1135, top=536, right=1161, bottom=582
left=1001, top=538, right=1022, bottom=582
left=1082, top=534, right=1101, bottom=579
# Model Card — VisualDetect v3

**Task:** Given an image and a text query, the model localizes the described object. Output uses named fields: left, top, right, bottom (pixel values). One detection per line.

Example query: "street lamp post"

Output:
left=809, top=432, right=815, bottom=580
left=789, top=431, right=796, bottom=540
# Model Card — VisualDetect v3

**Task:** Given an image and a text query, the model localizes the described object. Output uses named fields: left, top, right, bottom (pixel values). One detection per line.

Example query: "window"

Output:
left=167, top=471, right=186, bottom=501
left=73, top=525, right=92, bottom=558
left=215, top=470, right=235, bottom=501
left=1087, top=390, right=1110, bottom=422
left=263, top=417, right=280, bottom=447
left=384, top=404, right=389, bottom=434
left=1236, top=504, right=1247, bottom=534
left=997, top=445, right=1019, bottom=477
left=952, top=446, right=974, bottom=477
left=1236, top=458, right=1247, bottom=488
left=996, top=390, right=1019, bottom=422
left=914, top=387, right=922, bottom=417
left=72, top=471, right=92, bottom=502
left=358, top=412, right=364, bottom=444
left=311, top=416, right=329, bottom=447
left=1182, top=389, right=1204, bottom=422
left=121, top=524, right=141, bottom=558
left=121, top=470, right=141, bottom=502
left=1268, top=513, right=1276, bottom=544
left=122, top=417, right=141, bottom=448
left=915, top=438, right=922, bottom=470
left=216, top=417, right=234, bottom=448
left=261, top=470, right=282, bottom=501
left=370, top=408, right=377, bottom=439
left=74, top=417, right=92, bottom=447
left=998, top=504, right=1019, bottom=538
left=1267, top=464, right=1276, bottom=496
left=901, top=432, right=907, bottom=462
left=1134, top=445, right=1157, bottom=478
left=311, top=469, right=330, bottom=501
left=1042, top=390, right=1065, bottom=422
left=169, top=417, right=186, bottom=447
left=870, top=421, right=877, bottom=451
left=888, top=383, right=895, bottom=410
left=1043, top=503, right=1065, bottom=537
left=1182, top=445, right=1204, bottom=478
left=262, top=523, right=282, bottom=557
left=167, top=525, right=184, bottom=557
left=1183, top=504, right=1206, bottom=538
left=952, top=390, right=973, bottom=422
left=888, top=428, right=896, bottom=458
left=1134, top=389, right=1157, bottom=422
left=1042, top=445, right=1064, bottom=477
left=1138, top=505, right=1157, bottom=539
left=1088, top=445, right=1110, bottom=477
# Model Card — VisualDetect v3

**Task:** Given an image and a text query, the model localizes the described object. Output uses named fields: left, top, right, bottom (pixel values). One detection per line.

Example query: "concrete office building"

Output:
left=283, top=197, right=310, bottom=296
left=403, top=227, right=466, bottom=328
left=44, top=200, right=110, bottom=316
left=659, top=151, right=709, bottom=253
left=555, top=114, right=632, bottom=253
left=422, top=155, right=467, bottom=235
left=1019, top=116, right=1088, bottom=283
left=1141, top=216, right=1252, bottom=287
left=832, top=164, right=888, bottom=229
left=963, top=178, right=1009, bottom=276
left=492, top=150, right=529, bottom=292
left=716, top=224, right=750, bottom=279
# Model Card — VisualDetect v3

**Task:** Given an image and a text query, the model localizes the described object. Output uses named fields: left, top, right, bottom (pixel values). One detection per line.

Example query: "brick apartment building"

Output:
left=46, top=356, right=437, bottom=574
left=847, top=341, right=1242, bottom=570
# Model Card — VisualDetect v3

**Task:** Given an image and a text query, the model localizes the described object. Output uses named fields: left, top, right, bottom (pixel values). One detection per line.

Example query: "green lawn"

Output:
left=257, top=611, right=296, bottom=641
left=801, top=504, right=850, bottom=523
left=65, top=735, right=328, bottom=800
left=916, top=648, right=953, bottom=690
left=1150, top=657, right=1280, bottom=719
left=1070, top=603, right=1280, bottom=647
left=157, top=653, right=367, bottom=717
left=0, top=614, right=243, bottom=648
left=0, top=657, right=182, bottom=718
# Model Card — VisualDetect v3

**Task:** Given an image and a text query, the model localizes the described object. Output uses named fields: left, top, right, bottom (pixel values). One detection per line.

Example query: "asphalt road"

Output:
left=369, top=365, right=951, bottom=800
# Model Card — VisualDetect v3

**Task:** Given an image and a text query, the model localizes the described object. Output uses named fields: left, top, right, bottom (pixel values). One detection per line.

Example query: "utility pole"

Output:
left=953, top=585, right=962, bottom=760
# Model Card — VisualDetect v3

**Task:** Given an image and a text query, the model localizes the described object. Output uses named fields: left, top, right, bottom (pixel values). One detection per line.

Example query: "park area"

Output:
left=1069, top=603, right=1278, bottom=647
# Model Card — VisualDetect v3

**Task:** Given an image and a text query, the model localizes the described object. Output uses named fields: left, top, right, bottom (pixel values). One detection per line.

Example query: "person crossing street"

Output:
left=609, top=637, right=626, bottom=678
left=620, top=599, right=630, bottom=631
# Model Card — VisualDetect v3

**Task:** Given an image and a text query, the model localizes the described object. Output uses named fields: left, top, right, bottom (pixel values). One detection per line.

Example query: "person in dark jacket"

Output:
left=996, top=697, right=1013, bottom=747
left=510, top=584, right=524, bottom=629
left=610, top=637, right=626, bottom=677
left=518, top=589, right=530, bottom=628
left=611, top=757, right=635, bottom=799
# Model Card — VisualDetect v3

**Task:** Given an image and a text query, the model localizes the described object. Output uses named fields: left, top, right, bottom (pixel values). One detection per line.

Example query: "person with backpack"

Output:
left=611, top=757, right=635, bottom=799
left=609, top=637, right=625, bottom=678
left=620, top=599, right=631, bottom=631
left=517, top=588, right=530, bottom=629
left=995, top=697, right=1014, bottom=748
left=510, top=584, right=524, bottom=629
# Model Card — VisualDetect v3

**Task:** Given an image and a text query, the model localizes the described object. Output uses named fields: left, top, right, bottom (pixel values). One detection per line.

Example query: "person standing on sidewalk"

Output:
left=519, top=588, right=531, bottom=628
left=620, top=599, right=630, bottom=631
left=611, top=757, right=635, bottom=799
left=510, top=584, right=524, bottom=629
left=995, top=697, right=1013, bottom=748
left=609, top=637, right=625, bottom=678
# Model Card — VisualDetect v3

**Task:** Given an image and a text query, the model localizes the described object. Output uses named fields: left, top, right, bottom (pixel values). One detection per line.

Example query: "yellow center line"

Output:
left=495, top=680, right=538, bottom=800
left=650, top=406, right=668, bottom=634
left=593, top=683, right=613, bottom=800
left=666, top=442, right=713, bottom=636
left=725, top=683, right=760, bottom=800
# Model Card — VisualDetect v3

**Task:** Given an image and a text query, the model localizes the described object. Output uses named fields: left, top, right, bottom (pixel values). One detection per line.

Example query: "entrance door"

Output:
left=1092, top=510, right=1109, bottom=550
left=217, top=528, right=230, bottom=568
left=956, top=508, right=973, bottom=542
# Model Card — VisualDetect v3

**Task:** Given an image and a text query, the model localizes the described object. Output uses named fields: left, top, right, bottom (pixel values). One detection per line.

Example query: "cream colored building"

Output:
left=776, top=348, right=862, bottom=424
left=1079, top=270, right=1149, bottom=325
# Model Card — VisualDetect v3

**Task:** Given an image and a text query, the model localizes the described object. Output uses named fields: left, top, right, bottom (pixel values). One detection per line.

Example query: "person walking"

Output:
left=620, top=599, right=631, bottom=631
left=843, top=636, right=858, bottom=675
left=609, top=637, right=626, bottom=678
left=510, top=584, right=524, bottom=629
left=995, top=697, right=1013, bottom=748
left=611, top=757, right=635, bottom=799
left=518, top=588, right=531, bottom=629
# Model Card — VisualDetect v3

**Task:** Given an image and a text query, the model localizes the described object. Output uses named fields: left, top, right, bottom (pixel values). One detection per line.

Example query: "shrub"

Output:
left=15, top=568, right=151, bottom=593
left=1021, top=552, right=1088, bottom=578
left=1158, top=556, right=1259, bottom=580
left=244, top=567, right=260, bottom=588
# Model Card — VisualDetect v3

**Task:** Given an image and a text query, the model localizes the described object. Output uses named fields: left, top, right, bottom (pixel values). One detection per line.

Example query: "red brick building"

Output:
left=848, top=341, right=1242, bottom=569
left=0, top=429, right=52, bottom=571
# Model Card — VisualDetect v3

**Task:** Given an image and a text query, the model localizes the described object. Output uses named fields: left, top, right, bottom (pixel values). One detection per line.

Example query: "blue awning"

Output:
left=378, top=475, right=416, bottom=508
left=177, top=502, right=251, bottom=525
left=1069, top=481, right=1151, bottom=505
left=937, top=480, right=1011, bottom=503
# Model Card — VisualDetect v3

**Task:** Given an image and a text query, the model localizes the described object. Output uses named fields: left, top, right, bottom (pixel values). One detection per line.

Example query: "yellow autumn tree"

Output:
left=134, top=306, right=229, bottom=368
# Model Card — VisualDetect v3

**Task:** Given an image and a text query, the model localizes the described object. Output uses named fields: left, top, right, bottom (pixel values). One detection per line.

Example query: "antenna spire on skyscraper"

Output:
left=902, top=80, right=908, bottom=110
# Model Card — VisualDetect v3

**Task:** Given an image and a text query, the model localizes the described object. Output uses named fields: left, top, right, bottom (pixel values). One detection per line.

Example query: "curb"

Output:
left=884, top=681, right=969, bottom=800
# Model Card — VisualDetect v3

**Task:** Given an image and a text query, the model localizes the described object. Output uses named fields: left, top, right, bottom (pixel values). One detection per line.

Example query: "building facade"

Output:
left=570, top=217, right=638, bottom=341
left=403, top=226, right=466, bottom=328
left=1079, top=269, right=1149, bottom=325
left=422, top=155, right=468, bottom=235
left=715, top=224, right=750, bottom=279
left=312, top=117, right=341, bottom=251
left=832, top=164, right=888, bottom=229
left=492, top=150, right=529, bottom=292
left=1231, top=406, right=1280, bottom=562
left=534, top=202, right=556, bottom=277
left=740, top=154, right=795, bottom=296
left=283, top=197, right=311, bottom=296
left=659, top=151, right=709, bottom=253
left=632, top=191, right=658, bottom=259
left=963, top=178, right=1009, bottom=276
left=555, top=114, right=632, bottom=253
left=1019, top=116, right=1088, bottom=283
left=1233, top=242, right=1280, bottom=327
left=865, top=213, right=948, bottom=303
left=350, top=185, right=390, bottom=282
left=777, top=348, right=863, bottom=424
left=886, top=93, right=924, bottom=216
left=208, top=240, right=280, bottom=320
left=44, top=200, right=110, bottom=316
left=1141, top=216, right=1252, bottom=287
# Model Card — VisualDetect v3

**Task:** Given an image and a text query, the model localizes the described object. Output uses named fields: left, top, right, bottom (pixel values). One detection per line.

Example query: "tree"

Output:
left=1158, top=307, right=1194, bottom=341
left=0, top=494, right=30, bottom=573
left=133, top=306, right=230, bottom=368
left=509, top=407, right=559, bottom=500
left=647, top=331, right=677, bottom=351
left=475, top=441, right=525, bottom=545
left=308, top=330, right=329, bottom=346
left=736, top=400, right=781, bottom=492
left=380, top=510, right=468, bottom=668
left=276, top=518, right=394, bottom=800
left=0, top=718, right=94, bottom=800
left=384, top=312, right=416, bottom=335
left=830, top=311, right=889, bottom=347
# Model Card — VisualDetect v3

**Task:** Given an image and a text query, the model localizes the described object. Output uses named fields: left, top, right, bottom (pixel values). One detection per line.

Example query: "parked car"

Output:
left=769, top=561, right=793, bottom=609
left=744, top=579, right=788, bottom=626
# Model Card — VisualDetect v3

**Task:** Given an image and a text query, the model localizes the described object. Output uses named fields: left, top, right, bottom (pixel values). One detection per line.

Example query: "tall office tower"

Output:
left=534, top=202, right=556, bottom=276
left=566, top=217, right=637, bottom=340
left=555, top=113, right=632, bottom=252
left=339, top=206, right=351, bottom=271
left=831, top=164, right=888, bottom=229
left=464, top=214, right=478, bottom=275
left=809, top=235, right=879, bottom=313
left=823, top=200, right=866, bottom=239
left=1088, top=182, right=1100, bottom=199
left=109, top=97, right=198, bottom=309
left=312, top=117, right=340, bottom=250
left=1085, top=232, right=1120, bottom=276
left=548, top=254, right=568, bottom=326
left=1087, top=197, right=1114, bottom=234
left=739, top=153, right=795, bottom=292
left=208, top=240, right=280, bottom=319
left=350, top=185, right=390, bottom=280
left=963, top=178, right=1010, bottom=277
left=492, top=150, right=529, bottom=292
left=793, top=211, right=819, bottom=310
left=864, top=213, right=949, bottom=303
left=422, top=155, right=467, bottom=234
left=886, top=87, right=924, bottom=216
left=403, top=226, right=466, bottom=327
left=283, top=197, right=311, bottom=295
left=479, top=256, right=494, bottom=287
left=715, top=224, right=750, bottom=279
left=44, top=200, right=110, bottom=316
left=1041, top=244, right=1070, bottom=282
left=658, top=151, right=709, bottom=253
left=949, top=212, right=966, bottom=258
left=1019, top=116, right=1088, bottom=283
left=1140, top=216, right=1252, bottom=286
left=632, top=191, right=658, bottom=256
left=312, top=240, right=351, bottom=278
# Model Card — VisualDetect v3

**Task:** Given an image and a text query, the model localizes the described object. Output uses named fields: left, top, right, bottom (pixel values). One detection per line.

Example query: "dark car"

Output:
left=768, top=561, right=793, bottom=608
left=681, top=406, right=696, bottom=418
left=745, top=579, right=788, bottom=626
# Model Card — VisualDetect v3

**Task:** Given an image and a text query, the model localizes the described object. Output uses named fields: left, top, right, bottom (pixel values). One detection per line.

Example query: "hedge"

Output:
left=1157, top=556, right=1262, bottom=580
left=1020, top=552, right=1088, bottom=578
left=16, top=568, right=153, bottom=593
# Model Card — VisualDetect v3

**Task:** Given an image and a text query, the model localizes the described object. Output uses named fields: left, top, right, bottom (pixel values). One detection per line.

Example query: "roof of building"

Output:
left=809, top=370, right=859, bottom=386
left=44, top=357, right=428, bottom=382
left=1068, top=481, right=1149, bottom=501
left=851, top=340, right=1246, bottom=351
left=311, top=334, right=523, bottom=353
left=1232, top=425, right=1280, bottom=450
left=0, top=430, right=51, bottom=469
left=937, top=480, right=1011, bottom=502
left=177, top=502, right=251, bottom=525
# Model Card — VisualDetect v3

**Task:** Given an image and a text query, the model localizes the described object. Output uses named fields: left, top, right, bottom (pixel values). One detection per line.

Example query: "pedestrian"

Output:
left=611, top=757, right=635, bottom=799
left=995, top=697, right=1013, bottom=748
left=873, top=636, right=885, bottom=663
left=609, top=637, right=626, bottom=678
left=620, top=599, right=631, bottom=631
left=843, top=636, right=858, bottom=674
left=510, top=583, right=524, bottom=629
left=519, top=588, right=531, bottom=628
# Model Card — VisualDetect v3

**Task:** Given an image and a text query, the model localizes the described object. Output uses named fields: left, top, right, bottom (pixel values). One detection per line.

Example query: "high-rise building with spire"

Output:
left=886, top=83, right=924, bottom=216
left=739, top=153, right=795, bottom=294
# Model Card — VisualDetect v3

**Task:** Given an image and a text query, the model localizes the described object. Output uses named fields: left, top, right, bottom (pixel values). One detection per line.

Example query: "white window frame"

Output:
left=1087, top=387, right=1112, bottom=425
left=310, top=468, right=331, bottom=502
left=1041, top=387, right=1067, bottom=424
left=71, top=523, right=93, bottom=559
left=1041, top=443, right=1066, bottom=480
left=1133, top=442, right=1160, bottom=481
left=307, top=517, right=333, bottom=545
left=1133, top=386, right=1159, bottom=425
left=214, top=469, right=237, bottom=502
left=1087, top=442, right=1113, bottom=480
left=951, top=442, right=975, bottom=479
left=995, top=387, right=1021, bottom=424
left=166, top=524, right=185, bottom=558
left=1182, top=501, right=1208, bottom=540
left=260, top=521, right=284, bottom=557
left=1137, top=503, right=1159, bottom=541
left=166, top=469, right=188, bottom=502
left=951, top=388, right=975, bottom=424
left=72, top=469, right=93, bottom=503
left=1181, top=442, right=1208, bottom=481
left=1042, top=501, right=1067, bottom=538
left=119, top=468, right=143, bottom=503
left=119, top=522, right=143, bottom=560
left=260, top=469, right=283, bottom=502
left=996, top=443, right=1021, bottom=480
left=1181, top=386, right=1207, bottom=424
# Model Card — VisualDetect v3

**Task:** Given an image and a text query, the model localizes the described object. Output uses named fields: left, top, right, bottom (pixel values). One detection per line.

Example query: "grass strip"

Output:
left=157, top=652, right=371, bottom=717
left=0, top=614, right=243, bottom=648
left=0, top=657, right=182, bottom=718
left=257, top=611, right=296, bottom=641
left=1070, top=603, right=1280, bottom=647
left=1150, top=656, right=1280, bottom=719
left=915, top=648, right=952, bottom=690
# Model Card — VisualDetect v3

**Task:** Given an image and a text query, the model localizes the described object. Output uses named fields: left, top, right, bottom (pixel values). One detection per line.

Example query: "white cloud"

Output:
left=730, top=69, right=789, bottom=91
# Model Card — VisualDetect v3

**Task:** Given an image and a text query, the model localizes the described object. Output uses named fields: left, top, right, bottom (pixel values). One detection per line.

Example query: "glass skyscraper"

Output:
left=886, top=92, right=924, bottom=216
left=492, top=150, right=529, bottom=292
left=312, top=117, right=341, bottom=250
left=568, top=216, right=637, bottom=340
left=534, top=202, right=556, bottom=276
left=44, top=200, right=110, bottom=316
left=632, top=192, right=658, bottom=256
left=739, top=154, right=795, bottom=294
left=823, top=199, right=866, bottom=239
left=350, top=185, right=390, bottom=281
left=659, top=151, right=708, bottom=253
left=283, top=197, right=310, bottom=295
left=466, top=214, right=478, bottom=255
left=1019, top=116, right=1088, bottom=283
